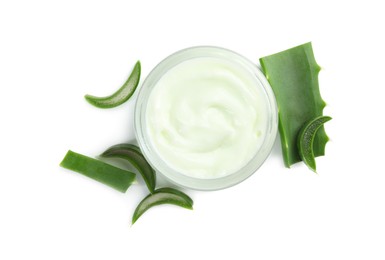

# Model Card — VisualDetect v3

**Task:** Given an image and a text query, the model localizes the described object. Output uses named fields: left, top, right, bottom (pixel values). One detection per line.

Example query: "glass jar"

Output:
left=135, top=46, right=278, bottom=190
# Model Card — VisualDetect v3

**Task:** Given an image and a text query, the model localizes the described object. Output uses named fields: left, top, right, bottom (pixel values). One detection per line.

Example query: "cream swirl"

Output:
left=146, top=57, right=268, bottom=179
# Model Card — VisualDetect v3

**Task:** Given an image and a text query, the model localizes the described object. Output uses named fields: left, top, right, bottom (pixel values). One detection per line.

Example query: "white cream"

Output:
left=146, top=57, right=269, bottom=179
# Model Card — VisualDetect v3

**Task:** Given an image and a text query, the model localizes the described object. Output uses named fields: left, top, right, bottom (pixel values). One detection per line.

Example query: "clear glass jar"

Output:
left=134, top=46, right=278, bottom=190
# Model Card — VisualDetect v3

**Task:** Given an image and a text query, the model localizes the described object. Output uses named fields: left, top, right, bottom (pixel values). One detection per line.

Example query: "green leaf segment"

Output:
left=260, top=42, right=329, bottom=167
left=101, top=143, right=156, bottom=193
left=297, top=116, right=332, bottom=172
left=132, top=188, right=193, bottom=224
left=60, top=150, right=135, bottom=192
left=85, top=61, right=141, bottom=108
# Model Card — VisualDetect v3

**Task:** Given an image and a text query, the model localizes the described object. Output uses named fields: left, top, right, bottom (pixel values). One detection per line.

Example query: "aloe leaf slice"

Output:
left=132, top=188, right=193, bottom=224
left=298, top=116, right=332, bottom=172
left=260, top=42, right=329, bottom=167
left=85, top=61, right=141, bottom=108
left=60, top=150, right=136, bottom=193
left=101, top=143, right=156, bottom=193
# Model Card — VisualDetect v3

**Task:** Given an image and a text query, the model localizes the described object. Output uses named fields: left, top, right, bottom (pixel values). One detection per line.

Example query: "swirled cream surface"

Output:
left=146, top=57, right=268, bottom=179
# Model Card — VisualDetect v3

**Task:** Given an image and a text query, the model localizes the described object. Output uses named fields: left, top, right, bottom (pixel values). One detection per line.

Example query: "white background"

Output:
left=1, top=0, right=384, bottom=259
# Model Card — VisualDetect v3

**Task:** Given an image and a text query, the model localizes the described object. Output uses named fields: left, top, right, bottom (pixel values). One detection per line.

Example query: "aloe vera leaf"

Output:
left=298, top=116, right=332, bottom=172
left=259, top=42, right=328, bottom=167
left=132, top=188, right=193, bottom=224
left=85, top=61, right=141, bottom=108
left=101, top=143, right=156, bottom=193
left=60, top=150, right=136, bottom=193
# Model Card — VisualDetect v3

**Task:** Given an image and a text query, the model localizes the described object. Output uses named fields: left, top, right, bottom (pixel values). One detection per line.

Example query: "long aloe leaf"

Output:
left=60, top=150, right=136, bottom=192
left=260, top=42, right=329, bottom=167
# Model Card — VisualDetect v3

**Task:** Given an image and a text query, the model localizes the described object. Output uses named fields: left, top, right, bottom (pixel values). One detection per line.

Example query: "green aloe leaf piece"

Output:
left=298, top=116, right=332, bottom=172
left=60, top=150, right=136, bottom=193
left=132, top=188, right=193, bottom=224
left=260, top=42, right=329, bottom=167
left=85, top=61, right=141, bottom=108
left=101, top=143, right=156, bottom=193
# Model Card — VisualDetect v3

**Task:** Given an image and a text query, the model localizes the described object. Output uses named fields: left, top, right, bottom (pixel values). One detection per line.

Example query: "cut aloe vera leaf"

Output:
left=298, top=116, right=332, bottom=172
left=132, top=187, right=193, bottom=224
left=260, top=42, right=328, bottom=167
left=101, top=143, right=156, bottom=193
left=60, top=150, right=136, bottom=193
left=85, top=61, right=141, bottom=108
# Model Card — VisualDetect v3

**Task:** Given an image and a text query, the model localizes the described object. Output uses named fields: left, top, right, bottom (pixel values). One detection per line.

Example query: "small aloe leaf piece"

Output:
left=60, top=150, right=136, bottom=193
left=132, top=187, right=193, bottom=224
left=85, top=61, right=141, bottom=108
left=101, top=143, right=156, bottom=193
left=260, top=42, right=329, bottom=167
left=298, top=116, right=332, bottom=172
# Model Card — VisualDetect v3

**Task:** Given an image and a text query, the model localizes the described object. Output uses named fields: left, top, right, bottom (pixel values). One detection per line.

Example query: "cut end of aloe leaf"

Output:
left=297, top=116, right=332, bottom=172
